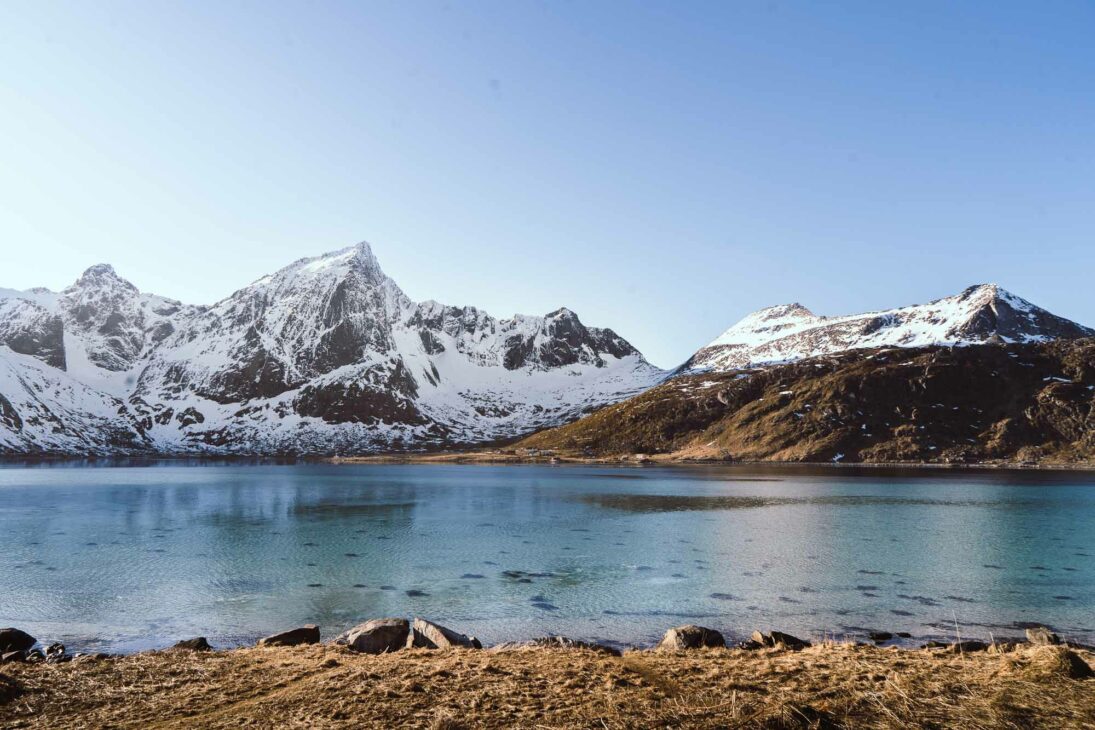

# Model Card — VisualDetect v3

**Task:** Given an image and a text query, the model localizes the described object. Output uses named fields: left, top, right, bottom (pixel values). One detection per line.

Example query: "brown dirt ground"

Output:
left=2, top=643, right=1093, bottom=729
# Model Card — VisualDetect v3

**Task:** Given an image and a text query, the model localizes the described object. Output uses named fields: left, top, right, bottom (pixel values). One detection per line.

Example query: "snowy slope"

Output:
left=0, top=242, right=662, bottom=454
left=683, top=284, right=1093, bottom=373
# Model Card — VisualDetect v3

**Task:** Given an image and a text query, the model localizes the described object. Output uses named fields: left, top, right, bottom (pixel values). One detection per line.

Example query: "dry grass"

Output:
left=1, top=642, right=1093, bottom=728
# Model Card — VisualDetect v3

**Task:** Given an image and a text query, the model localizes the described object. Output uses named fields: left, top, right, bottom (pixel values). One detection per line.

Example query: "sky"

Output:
left=1, top=1, right=1093, bottom=368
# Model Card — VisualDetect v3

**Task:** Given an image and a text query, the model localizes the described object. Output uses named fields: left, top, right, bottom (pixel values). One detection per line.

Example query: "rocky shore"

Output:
left=2, top=620, right=1093, bottom=728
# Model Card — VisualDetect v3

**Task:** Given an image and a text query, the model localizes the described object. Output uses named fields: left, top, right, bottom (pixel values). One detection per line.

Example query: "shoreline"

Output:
left=5, top=616, right=1093, bottom=661
left=5, top=451, right=1095, bottom=473
left=2, top=628, right=1092, bottom=728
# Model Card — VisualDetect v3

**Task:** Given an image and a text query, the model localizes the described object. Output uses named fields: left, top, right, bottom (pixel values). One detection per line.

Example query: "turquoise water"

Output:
left=0, top=463, right=1092, bottom=652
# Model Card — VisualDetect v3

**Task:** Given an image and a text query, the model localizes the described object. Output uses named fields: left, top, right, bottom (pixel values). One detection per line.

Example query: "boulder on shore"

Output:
left=657, top=625, right=725, bottom=651
left=335, top=619, right=409, bottom=654
left=173, top=637, right=213, bottom=652
left=751, top=630, right=811, bottom=650
left=0, top=628, right=36, bottom=654
left=1025, top=627, right=1061, bottom=646
left=407, top=618, right=481, bottom=650
left=257, top=625, right=320, bottom=647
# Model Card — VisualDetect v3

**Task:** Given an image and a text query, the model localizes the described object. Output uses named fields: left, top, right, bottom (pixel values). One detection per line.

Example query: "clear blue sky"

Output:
left=2, top=1, right=1092, bottom=368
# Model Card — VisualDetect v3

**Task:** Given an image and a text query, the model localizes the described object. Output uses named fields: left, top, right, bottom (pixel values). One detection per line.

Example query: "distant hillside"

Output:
left=520, top=340, right=1095, bottom=465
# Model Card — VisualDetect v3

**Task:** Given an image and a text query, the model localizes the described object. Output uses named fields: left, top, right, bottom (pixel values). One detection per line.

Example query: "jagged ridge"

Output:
left=0, top=243, right=662, bottom=454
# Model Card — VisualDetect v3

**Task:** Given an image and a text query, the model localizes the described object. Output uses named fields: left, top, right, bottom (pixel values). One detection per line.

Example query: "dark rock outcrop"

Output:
left=0, top=628, right=36, bottom=654
left=173, top=637, right=213, bottom=651
left=751, top=630, right=811, bottom=650
left=657, top=625, right=726, bottom=651
left=257, top=625, right=320, bottom=647
left=0, top=300, right=65, bottom=369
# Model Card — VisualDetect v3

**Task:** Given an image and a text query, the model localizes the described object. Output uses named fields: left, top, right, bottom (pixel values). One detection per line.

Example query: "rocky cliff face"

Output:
left=683, top=284, right=1093, bottom=373
left=0, top=242, right=662, bottom=455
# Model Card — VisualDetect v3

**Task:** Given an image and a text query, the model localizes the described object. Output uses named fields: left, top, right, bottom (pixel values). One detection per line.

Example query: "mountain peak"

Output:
left=68, top=263, right=138, bottom=294
left=708, top=302, right=819, bottom=348
left=348, top=240, right=378, bottom=264
left=751, top=302, right=816, bottom=321
left=546, top=307, right=579, bottom=320
left=297, top=241, right=384, bottom=280
left=686, top=285, right=1092, bottom=373
left=83, top=263, right=116, bottom=277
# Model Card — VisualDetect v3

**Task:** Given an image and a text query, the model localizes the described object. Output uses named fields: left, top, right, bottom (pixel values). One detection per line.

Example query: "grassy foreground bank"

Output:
left=2, top=642, right=1093, bottom=729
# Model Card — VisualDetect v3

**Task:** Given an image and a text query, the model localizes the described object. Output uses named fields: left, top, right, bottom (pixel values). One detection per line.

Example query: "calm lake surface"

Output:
left=1, top=462, right=1092, bottom=653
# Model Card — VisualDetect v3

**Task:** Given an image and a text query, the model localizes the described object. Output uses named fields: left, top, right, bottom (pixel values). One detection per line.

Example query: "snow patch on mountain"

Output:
left=0, top=241, right=663, bottom=454
left=685, top=284, right=1093, bottom=373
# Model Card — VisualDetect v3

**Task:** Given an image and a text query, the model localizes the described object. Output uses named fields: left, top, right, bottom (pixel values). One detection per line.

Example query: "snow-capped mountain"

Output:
left=0, top=242, right=662, bottom=454
left=682, top=284, right=1093, bottom=373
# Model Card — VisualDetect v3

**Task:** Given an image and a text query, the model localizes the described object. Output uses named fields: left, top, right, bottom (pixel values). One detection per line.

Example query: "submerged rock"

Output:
left=257, top=625, right=320, bottom=647
left=407, top=618, right=481, bottom=650
left=657, top=625, right=725, bottom=651
left=0, top=628, right=36, bottom=654
left=335, top=618, right=409, bottom=654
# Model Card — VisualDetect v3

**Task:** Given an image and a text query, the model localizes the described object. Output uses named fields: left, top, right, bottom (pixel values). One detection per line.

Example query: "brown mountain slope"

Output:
left=518, top=339, right=1095, bottom=465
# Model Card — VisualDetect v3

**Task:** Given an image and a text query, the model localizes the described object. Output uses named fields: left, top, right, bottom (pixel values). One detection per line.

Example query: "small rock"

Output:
left=407, top=618, right=481, bottom=650
left=0, top=651, right=25, bottom=664
left=657, top=625, right=725, bottom=651
left=257, top=625, right=320, bottom=647
left=0, top=628, right=36, bottom=654
left=44, top=643, right=67, bottom=663
left=950, top=641, right=990, bottom=653
left=173, top=637, right=213, bottom=651
left=1025, top=627, right=1061, bottom=646
left=751, top=630, right=811, bottom=650
left=335, top=618, right=409, bottom=654
left=869, top=631, right=893, bottom=643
